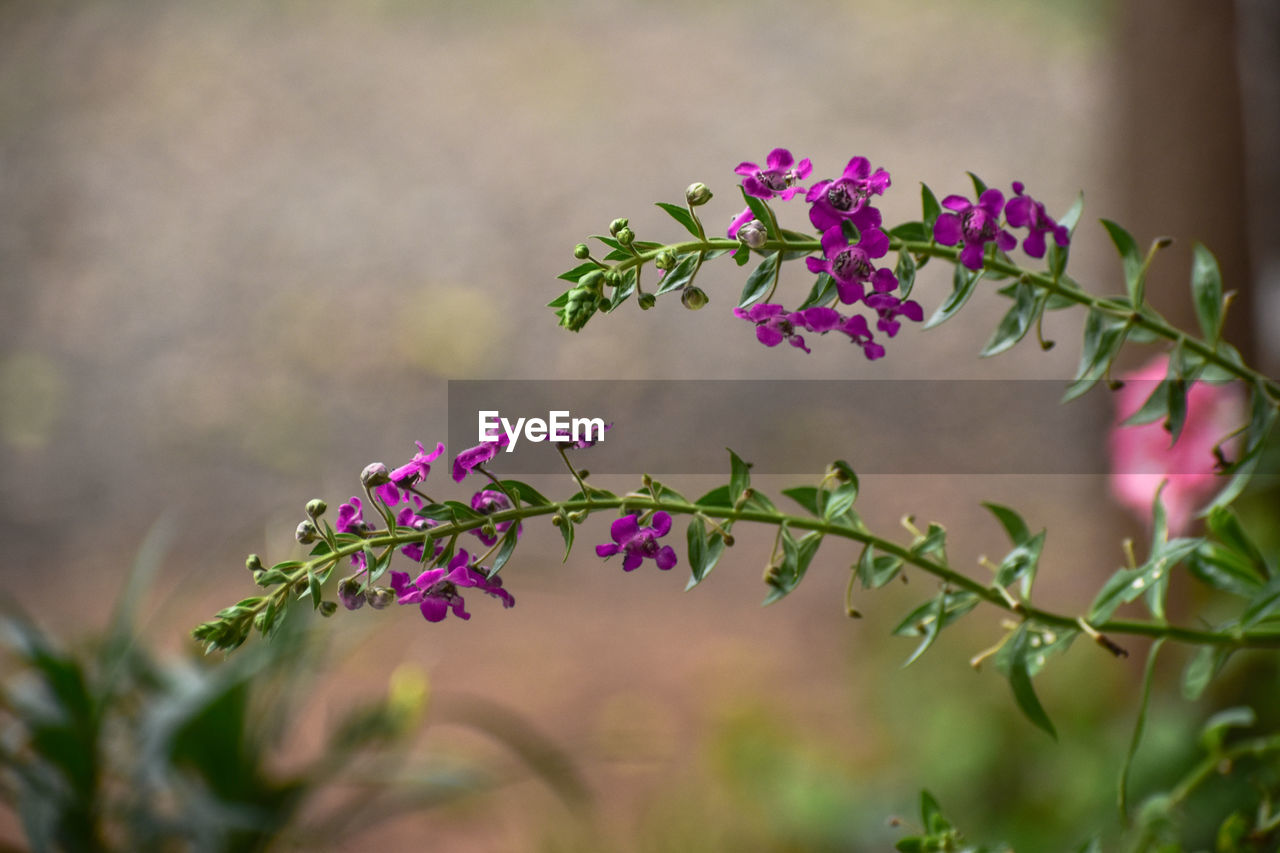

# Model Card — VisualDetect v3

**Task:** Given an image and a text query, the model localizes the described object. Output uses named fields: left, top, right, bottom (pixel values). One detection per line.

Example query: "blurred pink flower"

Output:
left=1109, top=355, right=1244, bottom=535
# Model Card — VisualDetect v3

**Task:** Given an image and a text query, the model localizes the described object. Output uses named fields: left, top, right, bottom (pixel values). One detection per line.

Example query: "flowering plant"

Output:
left=194, top=150, right=1280, bottom=851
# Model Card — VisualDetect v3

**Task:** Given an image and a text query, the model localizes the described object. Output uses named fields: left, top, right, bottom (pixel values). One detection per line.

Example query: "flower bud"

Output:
left=360, top=462, right=390, bottom=487
left=637, top=293, right=656, bottom=310
left=338, top=576, right=366, bottom=611
left=609, top=218, right=629, bottom=236
left=654, top=249, right=676, bottom=270
left=579, top=269, right=605, bottom=295
left=562, top=285, right=600, bottom=332
left=681, top=286, right=709, bottom=310
left=319, top=601, right=338, bottom=617
left=685, top=182, right=712, bottom=206
left=616, top=227, right=635, bottom=247
left=368, top=586, right=396, bottom=609
left=573, top=243, right=591, bottom=259
left=295, top=520, right=318, bottom=544
left=246, top=553, right=264, bottom=572
left=305, top=498, right=327, bottom=518
left=739, top=219, right=767, bottom=249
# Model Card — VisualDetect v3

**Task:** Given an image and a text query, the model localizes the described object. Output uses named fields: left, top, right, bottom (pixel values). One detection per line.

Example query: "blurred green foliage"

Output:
left=0, top=522, right=586, bottom=852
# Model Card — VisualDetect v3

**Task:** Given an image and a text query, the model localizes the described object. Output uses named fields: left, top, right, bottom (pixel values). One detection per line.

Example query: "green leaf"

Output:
left=728, top=449, right=751, bottom=504
left=764, top=529, right=822, bottom=603
left=895, top=248, right=917, bottom=299
left=1188, top=542, right=1266, bottom=597
left=655, top=252, right=700, bottom=295
left=738, top=252, right=780, bottom=308
left=1190, top=242, right=1224, bottom=342
left=797, top=272, right=837, bottom=309
left=1047, top=192, right=1085, bottom=279
left=993, top=531, right=1046, bottom=594
left=694, top=484, right=733, bottom=508
left=655, top=201, right=701, bottom=237
left=1119, top=638, right=1164, bottom=820
left=920, top=790, right=951, bottom=834
left=924, top=264, right=982, bottom=329
left=967, top=171, right=989, bottom=197
left=741, top=190, right=777, bottom=237
left=557, top=511, right=574, bottom=562
left=921, top=184, right=941, bottom=232
left=1206, top=506, right=1270, bottom=579
left=823, top=482, right=859, bottom=521
left=1182, top=645, right=1232, bottom=700
left=307, top=570, right=322, bottom=610
left=980, top=281, right=1039, bottom=357
left=649, top=481, right=688, bottom=504
left=983, top=502, right=1030, bottom=545
left=909, top=522, right=947, bottom=561
left=490, top=525, right=519, bottom=575
left=683, top=517, right=726, bottom=591
left=894, top=589, right=979, bottom=665
left=1121, top=378, right=1172, bottom=426
left=558, top=262, right=598, bottom=283
left=608, top=266, right=637, bottom=309
left=1200, top=706, right=1255, bottom=753
left=889, top=221, right=928, bottom=243
left=499, top=479, right=551, bottom=507
left=1062, top=309, right=1129, bottom=402
left=856, top=544, right=903, bottom=589
left=1002, top=623, right=1057, bottom=739
left=782, top=486, right=820, bottom=515
left=733, top=243, right=751, bottom=266
left=1100, top=219, right=1143, bottom=304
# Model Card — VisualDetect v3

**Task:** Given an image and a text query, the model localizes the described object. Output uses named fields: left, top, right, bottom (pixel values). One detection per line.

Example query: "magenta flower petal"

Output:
left=933, top=214, right=962, bottom=246
left=650, top=511, right=672, bottom=537
left=655, top=546, right=677, bottom=570
left=622, top=552, right=643, bottom=571
left=610, top=514, right=640, bottom=544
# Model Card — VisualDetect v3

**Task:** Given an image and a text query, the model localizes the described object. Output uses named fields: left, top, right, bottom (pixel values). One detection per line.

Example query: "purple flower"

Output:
left=557, top=421, right=611, bottom=450
left=933, top=188, right=1017, bottom=270
left=1004, top=182, right=1069, bottom=259
left=727, top=147, right=813, bottom=237
left=377, top=441, right=445, bottom=507
left=396, top=499, right=443, bottom=563
left=596, top=512, right=678, bottom=571
left=864, top=292, right=924, bottom=338
left=806, top=156, right=891, bottom=232
left=469, top=488, right=521, bottom=547
left=839, top=314, right=886, bottom=361
left=805, top=226, right=897, bottom=305
left=336, top=496, right=370, bottom=569
left=389, top=549, right=515, bottom=622
left=736, top=147, right=813, bottom=200
left=733, top=303, right=811, bottom=354
left=452, top=434, right=510, bottom=482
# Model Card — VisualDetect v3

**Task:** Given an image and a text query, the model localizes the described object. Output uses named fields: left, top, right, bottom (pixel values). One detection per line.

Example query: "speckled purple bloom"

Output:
left=933, top=188, right=1017, bottom=270
left=806, top=157, right=891, bottom=232
left=805, top=226, right=897, bottom=305
left=389, top=549, right=514, bottom=622
left=734, top=303, right=811, bottom=354
left=469, top=488, right=521, bottom=547
left=596, top=512, right=677, bottom=571
left=864, top=292, right=924, bottom=338
left=1004, top=182, right=1069, bottom=259
left=728, top=147, right=812, bottom=238
left=377, top=441, right=445, bottom=507
left=452, top=434, right=510, bottom=482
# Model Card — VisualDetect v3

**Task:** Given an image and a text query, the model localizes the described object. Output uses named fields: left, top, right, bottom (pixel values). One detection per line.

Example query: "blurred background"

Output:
left=2, top=0, right=1278, bottom=849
